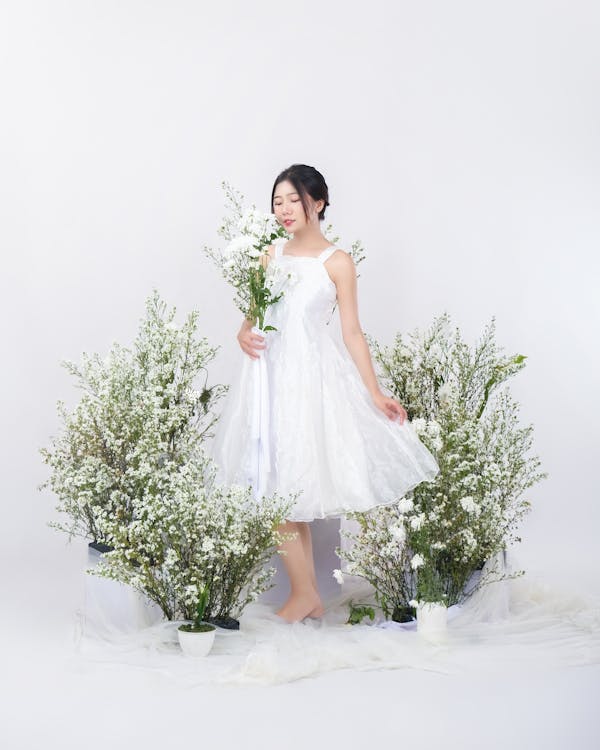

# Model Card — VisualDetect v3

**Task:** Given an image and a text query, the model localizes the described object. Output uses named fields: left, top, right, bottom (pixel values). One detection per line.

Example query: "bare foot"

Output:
left=305, top=602, right=325, bottom=619
left=276, top=590, right=324, bottom=623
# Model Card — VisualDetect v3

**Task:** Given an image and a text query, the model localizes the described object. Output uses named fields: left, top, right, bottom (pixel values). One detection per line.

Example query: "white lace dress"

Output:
left=209, top=237, right=440, bottom=521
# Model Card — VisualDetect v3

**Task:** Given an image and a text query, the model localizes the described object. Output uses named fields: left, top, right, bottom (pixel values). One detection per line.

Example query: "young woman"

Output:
left=212, top=164, right=440, bottom=623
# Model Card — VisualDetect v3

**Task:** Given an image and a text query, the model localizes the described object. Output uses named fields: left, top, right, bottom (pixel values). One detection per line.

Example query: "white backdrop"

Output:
left=1, top=0, right=599, bottom=601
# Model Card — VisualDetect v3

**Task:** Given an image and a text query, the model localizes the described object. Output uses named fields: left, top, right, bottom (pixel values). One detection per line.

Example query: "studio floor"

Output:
left=2, top=541, right=599, bottom=750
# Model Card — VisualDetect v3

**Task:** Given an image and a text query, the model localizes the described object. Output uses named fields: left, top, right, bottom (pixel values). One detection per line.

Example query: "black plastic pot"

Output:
left=206, top=615, right=240, bottom=630
left=392, top=605, right=415, bottom=623
left=88, top=540, right=113, bottom=554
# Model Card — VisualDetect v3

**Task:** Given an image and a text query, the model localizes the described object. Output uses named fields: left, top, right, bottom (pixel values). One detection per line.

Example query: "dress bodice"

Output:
left=264, top=238, right=338, bottom=332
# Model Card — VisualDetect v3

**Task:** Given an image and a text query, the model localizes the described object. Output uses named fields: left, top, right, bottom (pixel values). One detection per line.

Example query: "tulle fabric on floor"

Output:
left=69, top=549, right=600, bottom=686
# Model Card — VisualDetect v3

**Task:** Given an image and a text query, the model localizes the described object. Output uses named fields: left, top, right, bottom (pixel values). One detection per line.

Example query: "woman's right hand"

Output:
left=237, top=319, right=266, bottom=359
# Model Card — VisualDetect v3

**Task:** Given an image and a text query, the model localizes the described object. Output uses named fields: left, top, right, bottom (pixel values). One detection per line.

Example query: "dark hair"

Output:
left=271, top=164, right=330, bottom=221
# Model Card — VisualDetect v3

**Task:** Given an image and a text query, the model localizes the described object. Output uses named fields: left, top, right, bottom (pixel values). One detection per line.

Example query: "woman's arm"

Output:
left=327, top=251, right=407, bottom=423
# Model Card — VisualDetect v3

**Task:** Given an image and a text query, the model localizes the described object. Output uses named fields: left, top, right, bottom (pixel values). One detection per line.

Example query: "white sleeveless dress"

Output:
left=208, top=237, right=440, bottom=521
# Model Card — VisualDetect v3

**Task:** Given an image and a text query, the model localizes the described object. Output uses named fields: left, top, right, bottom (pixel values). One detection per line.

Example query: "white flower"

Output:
left=409, top=599, right=419, bottom=608
left=332, top=568, right=344, bottom=584
left=461, top=528, right=477, bottom=550
left=409, top=512, right=426, bottom=530
left=397, top=496, right=414, bottom=514
left=426, top=419, right=441, bottom=437
left=412, top=417, right=427, bottom=435
left=201, top=538, right=215, bottom=553
left=389, top=524, right=406, bottom=543
left=247, top=245, right=264, bottom=259
left=438, top=382, right=457, bottom=408
left=410, top=553, right=425, bottom=570
left=460, top=496, right=481, bottom=516
left=223, top=235, right=254, bottom=257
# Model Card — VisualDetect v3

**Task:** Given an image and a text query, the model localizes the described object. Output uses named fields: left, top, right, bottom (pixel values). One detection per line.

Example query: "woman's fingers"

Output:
left=388, top=399, right=406, bottom=423
left=241, top=334, right=266, bottom=358
left=238, top=331, right=266, bottom=358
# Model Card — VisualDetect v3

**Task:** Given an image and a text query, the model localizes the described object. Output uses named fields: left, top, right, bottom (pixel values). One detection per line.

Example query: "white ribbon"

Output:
left=248, top=325, right=271, bottom=500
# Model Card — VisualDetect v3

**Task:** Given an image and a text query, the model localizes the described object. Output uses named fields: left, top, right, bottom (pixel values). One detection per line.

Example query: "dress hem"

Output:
left=284, top=473, right=438, bottom=522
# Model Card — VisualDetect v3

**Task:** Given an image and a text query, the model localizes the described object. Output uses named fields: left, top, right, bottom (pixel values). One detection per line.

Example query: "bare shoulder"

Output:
left=326, top=248, right=356, bottom=281
left=327, top=248, right=354, bottom=265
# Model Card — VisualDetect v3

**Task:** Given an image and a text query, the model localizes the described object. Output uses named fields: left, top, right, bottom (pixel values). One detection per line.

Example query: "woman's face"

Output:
left=273, top=179, right=322, bottom=232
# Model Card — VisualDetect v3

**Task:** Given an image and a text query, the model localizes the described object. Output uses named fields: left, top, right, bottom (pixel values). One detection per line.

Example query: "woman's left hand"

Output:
left=372, top=391, right=408, bottom=423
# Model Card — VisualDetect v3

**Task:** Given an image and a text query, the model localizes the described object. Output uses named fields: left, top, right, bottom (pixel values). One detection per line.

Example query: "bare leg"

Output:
left=296, top=522, right=324, bottom=617
left=275, top=520, right=323, bottom=622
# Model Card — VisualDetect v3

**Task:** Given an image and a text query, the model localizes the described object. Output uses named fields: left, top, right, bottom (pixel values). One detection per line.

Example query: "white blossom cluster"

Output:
left=337, top=313, right=547, bottom=617
left=202, top=182, right=290, bottom=325
left=39, top=290, right=297, bottom=621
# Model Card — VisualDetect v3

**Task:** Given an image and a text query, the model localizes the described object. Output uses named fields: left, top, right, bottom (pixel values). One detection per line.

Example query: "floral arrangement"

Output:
left=39, top=290, right=297, bottom=621
left=335, top=313, right=548, bottom=620
left=202, top=181, right=368, bottom=328
left=202, top=181, right=290, bottom=331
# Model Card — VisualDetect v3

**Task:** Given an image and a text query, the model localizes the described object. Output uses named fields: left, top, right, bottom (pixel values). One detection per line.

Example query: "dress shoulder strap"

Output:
left=317, top=244, right=338, bottom=264
left=274, top=238, right=285, bottom=258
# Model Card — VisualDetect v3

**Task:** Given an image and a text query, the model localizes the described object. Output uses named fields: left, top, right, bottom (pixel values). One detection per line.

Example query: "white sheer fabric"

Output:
left=208, top=238, right=440, bottom=521
left=73, top=548, right=600, bottom=686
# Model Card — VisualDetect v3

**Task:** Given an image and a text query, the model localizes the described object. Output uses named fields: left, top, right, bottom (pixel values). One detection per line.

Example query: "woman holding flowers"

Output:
left=210, top=164, right=440, bottom=623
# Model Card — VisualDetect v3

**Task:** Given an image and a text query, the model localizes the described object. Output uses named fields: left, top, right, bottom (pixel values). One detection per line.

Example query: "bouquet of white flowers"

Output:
left=202, top=181, right=290, bottom=331
left=336, top=313, right=548, bottom=620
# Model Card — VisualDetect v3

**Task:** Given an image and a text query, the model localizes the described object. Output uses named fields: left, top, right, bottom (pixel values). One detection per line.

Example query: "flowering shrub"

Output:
left=39, top=290, right=297, bottom=620
left=92, top=454, right=296, bottom=621
left=40, top=290, right=226, bottom=544
left=336, top=313, right=548, bottom=617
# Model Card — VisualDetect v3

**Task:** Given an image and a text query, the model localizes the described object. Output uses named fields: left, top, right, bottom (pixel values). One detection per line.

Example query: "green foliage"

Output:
left=347, top=602, right=376, bottom=625
left=193, top=584, right=210, bottom=626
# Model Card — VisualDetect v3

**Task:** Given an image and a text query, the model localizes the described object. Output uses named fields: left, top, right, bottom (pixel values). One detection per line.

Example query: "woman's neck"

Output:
left=287, top=226, right=327, bottom=250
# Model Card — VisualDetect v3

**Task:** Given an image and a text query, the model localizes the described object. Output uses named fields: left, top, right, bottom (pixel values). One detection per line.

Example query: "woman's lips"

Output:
left=284, top=220, right=294, bottom=226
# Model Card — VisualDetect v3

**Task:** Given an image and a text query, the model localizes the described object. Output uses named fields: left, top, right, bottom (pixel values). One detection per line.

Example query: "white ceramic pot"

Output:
left=177, top=623, right=217, bottom=657
left=84, top=543, right=163, bottom=638
left=416, top=602, right=448, bottom=641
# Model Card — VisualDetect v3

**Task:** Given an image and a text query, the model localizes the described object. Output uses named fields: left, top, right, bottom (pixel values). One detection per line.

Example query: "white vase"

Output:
left=416, top=601, right=448, bottom=641
left=84, top=544, right=163, bottom=637
left=177, top=623, right=216, bottom=657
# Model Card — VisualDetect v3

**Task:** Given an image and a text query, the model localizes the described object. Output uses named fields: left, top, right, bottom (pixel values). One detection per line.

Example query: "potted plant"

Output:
left=177, top=585, right=216, bottom=657
left=336, top=314, right=547, bottom=626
